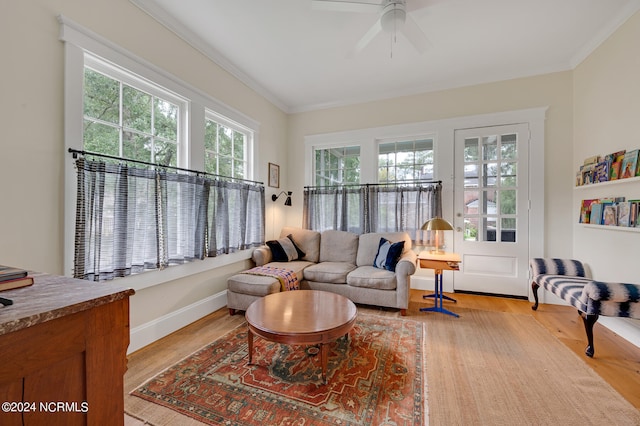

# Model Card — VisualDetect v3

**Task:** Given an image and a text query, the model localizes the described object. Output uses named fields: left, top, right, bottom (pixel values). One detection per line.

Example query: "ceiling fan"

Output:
left=312, top=0, right=436, bottom=55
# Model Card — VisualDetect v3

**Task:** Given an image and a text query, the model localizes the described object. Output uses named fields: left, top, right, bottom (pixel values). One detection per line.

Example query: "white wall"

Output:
left=573, top=11, right=640, bottom=281
left=573, top=11, right=640, bottom=345
left=0, top=0, right=288, bottom=350
left=287, top=72, right=575, bottom=260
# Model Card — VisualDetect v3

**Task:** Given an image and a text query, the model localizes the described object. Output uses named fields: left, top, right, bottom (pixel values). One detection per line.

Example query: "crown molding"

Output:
left=570, top=0, right=640, bottom=68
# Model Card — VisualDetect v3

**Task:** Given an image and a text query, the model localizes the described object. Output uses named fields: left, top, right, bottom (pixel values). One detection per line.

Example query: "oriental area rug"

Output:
left=129, top=314, right=426, bottom=425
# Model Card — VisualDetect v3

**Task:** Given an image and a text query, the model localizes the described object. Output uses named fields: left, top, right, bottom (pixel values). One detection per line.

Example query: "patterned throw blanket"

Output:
left=243, top=266, right=299, bottom=291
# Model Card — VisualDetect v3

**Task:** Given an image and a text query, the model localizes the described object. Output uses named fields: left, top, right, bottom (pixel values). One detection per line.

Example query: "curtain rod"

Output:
left=304, top=180, right=441, bottom=190
left=68, top=148, right=264, bottom=186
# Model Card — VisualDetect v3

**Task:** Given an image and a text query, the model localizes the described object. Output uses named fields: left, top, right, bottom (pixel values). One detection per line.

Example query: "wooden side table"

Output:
left=418, top=252, right=461, bottom=318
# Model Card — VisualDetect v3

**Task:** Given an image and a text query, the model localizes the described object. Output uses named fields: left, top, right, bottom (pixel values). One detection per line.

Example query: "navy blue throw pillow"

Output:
left=373, top=238, right=405, bottom=272
left=266, top=234, right=305, bottom=262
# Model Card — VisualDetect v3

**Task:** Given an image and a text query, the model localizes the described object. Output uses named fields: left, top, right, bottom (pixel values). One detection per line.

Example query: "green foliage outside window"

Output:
left=83, top=67, right=178, bottom=167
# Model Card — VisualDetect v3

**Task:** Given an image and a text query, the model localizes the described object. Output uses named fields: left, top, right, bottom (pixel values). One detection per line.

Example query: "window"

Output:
left=305, top=136, right=439, bottom=234
left=205, top=112, right=249, bottom=179
left=61, top=17, right=263, bottom=283
left=378, top=138, right=434, bottom=183
left=314, top=146, right=360, bottom=186
left=83, top=55, right=186, bottom=167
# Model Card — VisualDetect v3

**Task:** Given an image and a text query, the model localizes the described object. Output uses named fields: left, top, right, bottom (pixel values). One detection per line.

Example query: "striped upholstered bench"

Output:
left=530, top=258, right=640, bottom=357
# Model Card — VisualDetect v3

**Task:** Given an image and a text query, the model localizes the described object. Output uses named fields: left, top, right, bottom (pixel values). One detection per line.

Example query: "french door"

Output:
left=452, top=124, right=530, bottom=297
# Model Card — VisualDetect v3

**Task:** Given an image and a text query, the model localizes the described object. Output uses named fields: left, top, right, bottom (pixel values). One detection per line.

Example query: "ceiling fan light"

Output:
left=380, top=4, right=406, bottom=33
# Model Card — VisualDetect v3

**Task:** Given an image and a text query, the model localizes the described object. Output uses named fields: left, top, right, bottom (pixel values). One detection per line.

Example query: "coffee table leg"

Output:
left=247, top=328, right=254, bottom=364
left=320, top=343, right=328, bottom=384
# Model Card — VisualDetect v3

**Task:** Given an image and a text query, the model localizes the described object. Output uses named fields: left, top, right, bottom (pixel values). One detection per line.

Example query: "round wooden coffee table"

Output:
left=245, top=290, right=357, bottom=383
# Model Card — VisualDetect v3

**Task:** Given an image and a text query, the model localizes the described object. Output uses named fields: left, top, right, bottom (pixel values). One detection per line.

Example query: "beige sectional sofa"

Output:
left=227, top=226, right=417, bottom=315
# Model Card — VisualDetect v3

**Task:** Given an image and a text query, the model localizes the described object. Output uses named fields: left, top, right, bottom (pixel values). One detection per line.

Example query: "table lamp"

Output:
left=421, top=217, right=453, bottom=254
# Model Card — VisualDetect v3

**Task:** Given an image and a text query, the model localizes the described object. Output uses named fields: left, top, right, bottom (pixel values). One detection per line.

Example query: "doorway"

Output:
left=452, top=124, right=531, bottom=297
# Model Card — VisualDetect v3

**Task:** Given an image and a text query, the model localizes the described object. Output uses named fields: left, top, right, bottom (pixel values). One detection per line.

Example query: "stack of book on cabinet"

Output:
left=0, top=265, right=34, bottom=291
left=579, top=197, right=640, bottom=227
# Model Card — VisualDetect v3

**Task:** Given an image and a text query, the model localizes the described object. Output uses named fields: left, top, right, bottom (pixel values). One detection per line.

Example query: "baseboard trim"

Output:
left=454, top=290, right=528, bottom=300
left=128, top=290, right=228, bottom=354
left=598, top=316, right=640, bottom=349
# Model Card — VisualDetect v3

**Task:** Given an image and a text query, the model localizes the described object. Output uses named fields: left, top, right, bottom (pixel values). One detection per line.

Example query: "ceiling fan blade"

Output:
left=311, top=0, right=381, bottom=13
left=401, top=14, right=431, bottom=53
left=348, top=18, right=383, bottom=57
left=406, top=0, right=447, bottom=13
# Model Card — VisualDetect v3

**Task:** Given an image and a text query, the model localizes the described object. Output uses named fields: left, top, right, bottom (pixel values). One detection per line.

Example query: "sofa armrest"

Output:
left=252, top=246, right=272, bottom=266
left=395, top=251, right=417, bottom=276
left=583, top=281, right=640, bottom=303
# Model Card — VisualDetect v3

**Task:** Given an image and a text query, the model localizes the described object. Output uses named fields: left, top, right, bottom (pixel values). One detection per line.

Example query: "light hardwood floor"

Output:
left=124, top=289, right=640, bottom=424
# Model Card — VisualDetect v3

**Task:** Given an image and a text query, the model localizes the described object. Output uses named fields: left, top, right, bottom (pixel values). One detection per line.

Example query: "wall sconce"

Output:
left=420, top=217, right=454, bottom=254
left=272, top=191, right=292, bottom=206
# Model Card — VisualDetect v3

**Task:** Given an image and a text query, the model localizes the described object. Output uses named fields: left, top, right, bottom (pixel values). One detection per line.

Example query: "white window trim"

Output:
left=59, top=15, right=260, bottom=288
left=84, top=53, right=190, bottom=166
left=305, top=129, right=439, bottom=186
left=304, top=107, right=547, bottom=261
left=204, top=110, right=254, bottom=179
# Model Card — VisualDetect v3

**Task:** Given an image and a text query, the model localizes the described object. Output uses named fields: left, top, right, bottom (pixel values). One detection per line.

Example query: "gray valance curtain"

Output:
left=303, top=182, right=441, bottom=239
left=74, top=158, right=265, bottom=281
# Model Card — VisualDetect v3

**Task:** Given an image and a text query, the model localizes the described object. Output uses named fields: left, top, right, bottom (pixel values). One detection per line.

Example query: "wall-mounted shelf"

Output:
left=578, top=223, right=640, bottom=233
left=575, top=176, right=640, bottom=189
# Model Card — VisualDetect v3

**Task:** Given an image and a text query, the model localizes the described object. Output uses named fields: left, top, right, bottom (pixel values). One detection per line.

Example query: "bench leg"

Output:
left=531, top=282, right=540, bottom=311
left=580, top=312, right=599, bottom=358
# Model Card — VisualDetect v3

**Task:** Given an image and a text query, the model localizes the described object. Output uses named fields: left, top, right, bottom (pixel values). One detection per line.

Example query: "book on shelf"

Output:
left=579, top=199, right=597, bottom=223
left=603, top=204, right=618, bottom=226
left=629, top=200, right=640, bottom=227
left=583, top=155, right=600, bottom=166
left=580, top=163, right=596, bottom=185
left=610, top=161, right=622, bottom=180
left=617, top=201, right=632, bottom=227
left=604, top=150, right=626, bottom=164
left=620, top=149, right=639, bottom=179
left=593, top=161, right=610, bottom=183
left=589, top=202, right=603, bottom=225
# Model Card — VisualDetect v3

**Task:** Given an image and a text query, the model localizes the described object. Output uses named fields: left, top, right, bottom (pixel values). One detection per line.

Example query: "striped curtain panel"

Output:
left=74, top=158, right=264, bottom=281
left=303, top=182, right=441, bottom=238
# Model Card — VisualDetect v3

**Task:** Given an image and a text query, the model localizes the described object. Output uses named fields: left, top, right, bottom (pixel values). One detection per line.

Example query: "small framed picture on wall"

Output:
left=268, top=162, right=280, bottom=188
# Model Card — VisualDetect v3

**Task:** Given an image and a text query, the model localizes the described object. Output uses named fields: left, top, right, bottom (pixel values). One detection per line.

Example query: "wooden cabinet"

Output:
left=0, top=273, right=133, bottom=425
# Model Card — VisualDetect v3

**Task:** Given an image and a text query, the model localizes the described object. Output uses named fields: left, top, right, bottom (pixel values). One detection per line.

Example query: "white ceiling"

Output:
left=131, top=0, right=640, bottom=113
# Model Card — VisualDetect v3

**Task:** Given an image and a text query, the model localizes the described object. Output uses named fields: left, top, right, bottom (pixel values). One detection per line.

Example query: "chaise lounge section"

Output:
left=530, top=258, right=640, bottom=357
left=227, top=227, right=417, bottom=315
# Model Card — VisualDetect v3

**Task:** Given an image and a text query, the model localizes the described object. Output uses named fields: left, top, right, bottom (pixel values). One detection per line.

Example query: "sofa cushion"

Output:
left=303, top=261, right=356, bottom=284
left=266, top=234, right=305, bottom=262
left=227, top=274, right=281, bottom=296
left=280, top=227, right=321, bottom=263
left=373, top=238, right=405, bottom=272
left=319, top=230, right=359, bottom=263
left=356, top=232, right=412, bottom=267
left=347, top=266, right=397, bottom=290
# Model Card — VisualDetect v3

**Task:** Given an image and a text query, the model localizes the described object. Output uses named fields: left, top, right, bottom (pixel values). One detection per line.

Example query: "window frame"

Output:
left=313, top=145, right=361, bottom=186
left=61, top=15, right=259, bottom=288
left=306, top=133, right=438, bottom=187
left=377, top=137, right=435, bottom=183
left=204, top=110, right=253, bottom=180
left=83, top=54, right=189, bottom=167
